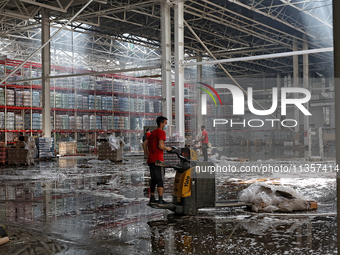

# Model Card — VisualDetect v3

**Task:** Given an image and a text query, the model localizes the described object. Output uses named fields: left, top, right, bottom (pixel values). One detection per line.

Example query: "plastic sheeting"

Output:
left=108, top=135, right=125, bottom=151
left=239, top=183, right=310, bottom=213
left=24, top=137, right=36, bottom=165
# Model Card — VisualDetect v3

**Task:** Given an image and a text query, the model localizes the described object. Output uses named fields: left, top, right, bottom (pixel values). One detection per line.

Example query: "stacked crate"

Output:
left=38, top=137, right=55, bottom=158
left=102, top=116, right=108, bottom=131
left=68, top=94, right=75, bottom=109
left=114, top=116, right=119, bottom=129
left=106, top=97, right=113, bottom=111
left=82, top=96, right=89, bottom=109
left=6, top=112, right=15, bottom=130
left=0, top=88, right=5, bottom=105
left=69, top=116, right=75, bottom=130
left=6, top=89, right=15, bottom=106
left=55, top=115, right=63, bottom=130
left=76, top=95, right=83, bottom=109
left=61, top=93, right=69, bottom=109
left=55, top=92, right=62, bottom=108
left=50, top=92, right=54, bottom=108
left=108, top=116, right=113, bottom=130
left=15, top=114, right=24, bottom=130
left=23, top=90, right=31, bottom=107
left=24, top=113, right=31, bottom=130
left=62, top=115, right=69, bottom=130
left=129, top=98, right=135, bottom=112
left=32, top=91, right=40, bottom=107
left=32, top=113, right=42, bottom=130
left=95, top=95, right=102, bottom=110
left=89, top=115, right=96, bottom=130
left=89, top=76, right=95, bottom=90
left=0, top=112, right=4, bottom=129
left=124, top=117, right=129, bottom=130
left=15, top=90, right=23, bottom=106
left=76, top=116, right=82, bottom=130
left=113, top=97, right=119, bottom=111
left=88, top=95, right=95, bottom=109
left=59, top=141, right=77, bottom=155
left=83, top=115, right=89, bottom=130
left=96, top=115, right=101, bottom=130
left=153, top=101, right=162, bottom=113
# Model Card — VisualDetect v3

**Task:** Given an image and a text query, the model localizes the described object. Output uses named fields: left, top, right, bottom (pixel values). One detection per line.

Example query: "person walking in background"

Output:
left=142, top=116, right=172, bottom=206
left=200, top=125, right=209, bottom=162
left=143, top=128, right=151, bottom=142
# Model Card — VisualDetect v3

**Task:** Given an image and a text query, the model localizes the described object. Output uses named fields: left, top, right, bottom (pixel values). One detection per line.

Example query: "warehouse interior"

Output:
left=0, top=0, right=338, bottom=254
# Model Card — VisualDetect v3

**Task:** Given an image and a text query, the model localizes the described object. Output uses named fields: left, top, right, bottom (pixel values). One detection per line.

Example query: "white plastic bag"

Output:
left=239, top=183, right=310, bottom=213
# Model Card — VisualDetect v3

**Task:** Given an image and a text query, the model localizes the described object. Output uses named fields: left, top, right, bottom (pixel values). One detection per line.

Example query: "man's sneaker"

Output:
left=157, top=199, right=170, bottom=206
left=149, top=197, right=158, bottom=205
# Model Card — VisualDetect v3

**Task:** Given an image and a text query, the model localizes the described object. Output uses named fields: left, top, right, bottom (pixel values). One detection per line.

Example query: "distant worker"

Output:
left=142, top=116, right=172, bottom=206
left=18, top=132, right=25, bottom=142
left=200, top=125, right=209, bottom=162
left=143, top=129, right=151, bottom=142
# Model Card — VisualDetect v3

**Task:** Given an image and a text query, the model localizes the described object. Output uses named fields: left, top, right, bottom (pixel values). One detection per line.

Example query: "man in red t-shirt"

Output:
left=146, top=129, right=151, bottom=139
left=142, top=116, right=171, bottom=205
left=200, top=125, right=209, bottom=162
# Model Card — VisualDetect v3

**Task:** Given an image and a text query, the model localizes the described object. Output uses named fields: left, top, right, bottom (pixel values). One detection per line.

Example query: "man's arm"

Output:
left=142, top=139, right=150, bottom=158
left=158, top=140, right=171, bottom=151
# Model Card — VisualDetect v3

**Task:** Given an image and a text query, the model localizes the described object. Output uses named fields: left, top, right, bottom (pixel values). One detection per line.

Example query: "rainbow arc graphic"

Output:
left=197, top=82, right=223, bottom=106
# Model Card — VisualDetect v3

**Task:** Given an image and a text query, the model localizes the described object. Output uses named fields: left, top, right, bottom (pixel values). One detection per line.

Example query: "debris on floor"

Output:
left=239, top=183, right=317, bottom=213
left=0, top=225, right=66, bottom=254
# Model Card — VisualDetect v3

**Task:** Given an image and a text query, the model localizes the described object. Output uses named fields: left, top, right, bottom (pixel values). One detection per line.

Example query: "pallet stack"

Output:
left=38, top=137, right=55, bottom=159
left=98, top=140, right=123, bottom=162
left=59, top=141, right=77, bottom=155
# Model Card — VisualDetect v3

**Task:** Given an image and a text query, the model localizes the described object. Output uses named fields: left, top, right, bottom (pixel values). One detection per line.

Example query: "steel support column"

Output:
left=293, top=39, right=300, bottom=144
left=303, top=35, right=310, bottom=146
left=174, top=2, right=185, bottom=138
left=42, top=8, right=51, bottom=137
left=197, top=52, right=203, bottom=131
left=332, top=1, right=340, bottom=252
left=161, top=0, right=172, bottom=124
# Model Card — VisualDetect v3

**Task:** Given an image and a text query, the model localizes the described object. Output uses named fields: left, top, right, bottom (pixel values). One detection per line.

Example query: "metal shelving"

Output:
left=0, top=58, right=164, bottom=152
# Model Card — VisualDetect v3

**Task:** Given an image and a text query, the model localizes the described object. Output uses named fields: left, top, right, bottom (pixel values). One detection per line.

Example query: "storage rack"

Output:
left=0, top=59, right=163, bottom=153
left=0, top=59, right=246, bottom=152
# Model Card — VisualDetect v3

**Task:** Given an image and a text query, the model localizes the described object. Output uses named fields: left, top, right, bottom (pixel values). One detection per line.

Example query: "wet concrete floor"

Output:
left=0, top=145, right=337, bottom=254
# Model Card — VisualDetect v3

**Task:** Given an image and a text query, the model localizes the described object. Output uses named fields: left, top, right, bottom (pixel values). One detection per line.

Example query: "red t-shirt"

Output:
left=202, top=130, right=209, bottom=144
left=147, top=128, right=166, bottom=164
left=146, top=131, right=151, bottom=139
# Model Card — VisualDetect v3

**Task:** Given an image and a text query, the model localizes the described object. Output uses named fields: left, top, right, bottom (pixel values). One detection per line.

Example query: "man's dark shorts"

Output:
left=148, top=163, right=165, bottom=190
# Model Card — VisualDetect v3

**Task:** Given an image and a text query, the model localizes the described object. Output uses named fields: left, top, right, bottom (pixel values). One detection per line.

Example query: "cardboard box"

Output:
left=59, top=141, right=77, bottom=155
left=98, top=142, right=123, bottom=161
left=7, top=148, right=28, bottom=165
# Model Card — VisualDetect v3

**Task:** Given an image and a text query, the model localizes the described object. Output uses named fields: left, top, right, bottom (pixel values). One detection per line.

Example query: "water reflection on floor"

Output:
left=0, top=147, right=337, bottom=254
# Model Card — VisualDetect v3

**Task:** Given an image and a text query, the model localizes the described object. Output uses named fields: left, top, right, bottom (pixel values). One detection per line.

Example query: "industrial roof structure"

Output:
left=0, top=0, right=333, bottom=78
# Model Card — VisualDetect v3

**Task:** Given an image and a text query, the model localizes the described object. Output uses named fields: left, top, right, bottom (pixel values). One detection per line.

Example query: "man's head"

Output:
left=201, top=125, right=205, bottom=131
left=146, top=128, right=151, bottom=133
left=156, top=116, right=168, bottom=130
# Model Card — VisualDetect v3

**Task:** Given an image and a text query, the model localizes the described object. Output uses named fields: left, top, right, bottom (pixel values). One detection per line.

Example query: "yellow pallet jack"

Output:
left=148, top=147, right=249, bottom=215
